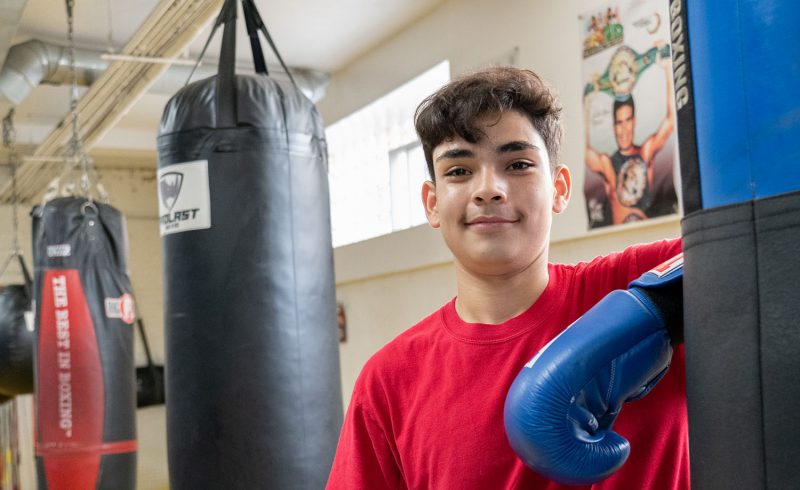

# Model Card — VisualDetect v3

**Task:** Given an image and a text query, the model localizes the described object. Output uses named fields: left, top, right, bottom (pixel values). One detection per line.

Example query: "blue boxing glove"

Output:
left=504, top=254, right=684, bottom=485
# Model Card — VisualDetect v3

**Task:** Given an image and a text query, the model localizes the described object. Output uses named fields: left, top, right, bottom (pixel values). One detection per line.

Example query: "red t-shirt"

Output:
left=327, top=239, right=687, bottom=489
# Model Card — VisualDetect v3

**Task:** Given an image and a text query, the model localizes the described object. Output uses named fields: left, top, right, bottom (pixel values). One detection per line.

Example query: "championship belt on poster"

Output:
left=584, top=44, right=672, bottom=99
left=580, top=1, right=679, bottom=230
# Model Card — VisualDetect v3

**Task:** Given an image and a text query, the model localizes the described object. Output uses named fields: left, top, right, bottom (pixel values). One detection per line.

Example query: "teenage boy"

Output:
left=326, top=67, right=687, bottom=489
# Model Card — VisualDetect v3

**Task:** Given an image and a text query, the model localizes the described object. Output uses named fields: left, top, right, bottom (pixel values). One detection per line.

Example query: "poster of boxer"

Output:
left=580, top=1, right=679, bottom=229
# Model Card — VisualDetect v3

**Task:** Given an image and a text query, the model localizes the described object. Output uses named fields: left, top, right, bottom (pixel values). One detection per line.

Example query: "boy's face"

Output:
left=422, top=110, right=571, bottom=276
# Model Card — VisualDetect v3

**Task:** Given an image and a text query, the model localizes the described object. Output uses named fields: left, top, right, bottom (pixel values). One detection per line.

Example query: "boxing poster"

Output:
left=580, top=1, right=679, bottom=229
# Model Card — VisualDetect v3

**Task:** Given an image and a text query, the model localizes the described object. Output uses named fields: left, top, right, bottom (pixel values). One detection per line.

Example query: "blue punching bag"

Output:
left=672, top=0, right=800, bottom=487
left=156, top=1, right=342, bottom=488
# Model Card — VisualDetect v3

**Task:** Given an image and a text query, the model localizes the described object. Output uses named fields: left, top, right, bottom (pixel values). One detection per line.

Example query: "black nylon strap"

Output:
left=184, top=0, right=229, bottom=86
left=241, top=0, right=298, bottom=90
left=136, top=318, right=156, bottom=369
left=242, top=0, right=268, bottom=75
left=188, top=0, right=299, bottom=127
left=216, top=0, right=238, bottom=128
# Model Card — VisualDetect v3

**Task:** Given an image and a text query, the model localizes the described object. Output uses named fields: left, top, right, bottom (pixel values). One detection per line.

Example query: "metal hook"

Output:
left=80, top=200, right=99, bottom=216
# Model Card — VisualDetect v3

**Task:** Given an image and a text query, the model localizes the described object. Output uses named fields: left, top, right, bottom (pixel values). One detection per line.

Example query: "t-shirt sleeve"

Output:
left=573, top=237, right=682, bottom=302
left=326, top=369, right=404, bottom=489
left=630, top=237, right=683, bottom=279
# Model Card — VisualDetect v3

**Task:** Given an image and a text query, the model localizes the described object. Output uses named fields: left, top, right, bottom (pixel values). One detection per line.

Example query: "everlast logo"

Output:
left=161, top=209, right=200, bottom=226
left=160, top=172, right=183, bottom=211
left=159, top=171, right=200, bottom=230
left=669, top=0, right=690, bottom=110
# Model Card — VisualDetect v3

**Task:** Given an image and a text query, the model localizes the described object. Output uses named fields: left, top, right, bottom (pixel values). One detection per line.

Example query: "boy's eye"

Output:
left=509, top=161, right=533, bottom=170
left=444, top=167, right=469, bottom=177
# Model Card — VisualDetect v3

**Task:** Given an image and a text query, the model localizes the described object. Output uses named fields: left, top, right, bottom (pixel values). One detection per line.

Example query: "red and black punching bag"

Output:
left=157, top=1, right=342, bottom=488
left=32, top=197, right=137, bottom=490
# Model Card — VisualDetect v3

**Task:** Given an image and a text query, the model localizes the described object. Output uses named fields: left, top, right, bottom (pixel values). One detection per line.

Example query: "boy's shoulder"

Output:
left=557, top=238, right=681, bottom=283
left=356, top=302, right=450, bottom=388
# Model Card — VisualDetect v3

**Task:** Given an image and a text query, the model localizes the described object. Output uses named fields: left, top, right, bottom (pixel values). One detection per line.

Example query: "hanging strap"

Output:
left=17, top=256, right=32, bottom=299
left=187, top=0, right=299, bottom=128
left=2, top=109, right=32, bottom=294
left=241, top=0, right=298, bottom=89
left=216, top=0, right=238, bottom=128
left=184, top=0, right=231, bottom=86
left=242, top=0, right=267, bottom=75
left=136, top=318, right=157, bottom=370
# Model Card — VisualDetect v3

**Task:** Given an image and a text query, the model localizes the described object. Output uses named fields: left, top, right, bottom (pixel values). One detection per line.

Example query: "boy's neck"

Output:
left=453, top=256, right=550, bottom=325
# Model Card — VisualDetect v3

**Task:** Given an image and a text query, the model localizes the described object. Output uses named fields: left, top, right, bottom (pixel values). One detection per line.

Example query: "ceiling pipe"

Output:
left=0, top=39, right=330, bottom=118
left=0, top=40, right=105, bottom=116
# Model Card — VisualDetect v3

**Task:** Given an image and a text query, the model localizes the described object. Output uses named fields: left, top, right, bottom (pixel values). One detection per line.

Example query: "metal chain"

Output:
left=65, top=0, right=92, bottom=198
left=106, top=0, right=115, bottom=53
left=2, top=110, right=21, bottom=256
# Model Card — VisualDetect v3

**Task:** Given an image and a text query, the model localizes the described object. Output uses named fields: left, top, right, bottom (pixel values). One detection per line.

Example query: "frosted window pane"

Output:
left=327, top=60, right=450, bottom=247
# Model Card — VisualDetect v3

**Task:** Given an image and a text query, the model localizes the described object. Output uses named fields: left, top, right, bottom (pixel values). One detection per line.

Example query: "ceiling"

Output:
left=5, top=0, right=444, bottom=152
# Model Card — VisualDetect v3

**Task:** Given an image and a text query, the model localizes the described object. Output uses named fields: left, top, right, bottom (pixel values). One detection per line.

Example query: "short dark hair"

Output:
left=414, top=67, right=564, bottom=181
left=613, top=96, right=635, bottom=120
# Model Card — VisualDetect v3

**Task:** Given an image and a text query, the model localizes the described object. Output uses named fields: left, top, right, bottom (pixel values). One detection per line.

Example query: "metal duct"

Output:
left=0, top=40, right=329, bottom=118
left=0, top=40, right=106, bottom=116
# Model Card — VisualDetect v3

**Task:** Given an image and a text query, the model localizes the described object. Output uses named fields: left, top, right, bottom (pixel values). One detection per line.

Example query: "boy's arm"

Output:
left=576, top=238, right=682, bottom=300
left=326, top=389, right=404, bottom=489
left=632, top=238, right=682, bottom=278
left=505, top=255, right=683, bottom=484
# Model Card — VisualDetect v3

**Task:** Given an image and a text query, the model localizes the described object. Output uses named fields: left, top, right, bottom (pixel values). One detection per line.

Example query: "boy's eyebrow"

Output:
left=435, top=148, right=474, bottom=162
left=434, top=141, right=541, bottom=162
left=496, top=141, right=540, bottom=153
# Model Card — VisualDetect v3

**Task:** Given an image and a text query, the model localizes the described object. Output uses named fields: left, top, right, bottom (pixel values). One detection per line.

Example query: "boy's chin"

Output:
left=462, top=248, right=535, bottom=275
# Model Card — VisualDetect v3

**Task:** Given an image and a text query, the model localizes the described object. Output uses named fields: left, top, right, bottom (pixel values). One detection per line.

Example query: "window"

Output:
left=389, top=142, right=428, bottom=232
left=326, top=60, right=450, bottom=247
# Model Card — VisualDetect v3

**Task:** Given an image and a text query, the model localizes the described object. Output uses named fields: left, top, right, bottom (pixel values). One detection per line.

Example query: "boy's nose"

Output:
left=472, top=170, right=507, bottom=204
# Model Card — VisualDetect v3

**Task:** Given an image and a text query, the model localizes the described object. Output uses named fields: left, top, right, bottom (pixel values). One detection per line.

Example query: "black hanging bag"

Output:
left=135, top=317, right=165, bottom=408
left=157, top=1, right=342, bottom=488
left=32, top=198, right=136, bottom=490
left=0, top=255, right=34, bottom=397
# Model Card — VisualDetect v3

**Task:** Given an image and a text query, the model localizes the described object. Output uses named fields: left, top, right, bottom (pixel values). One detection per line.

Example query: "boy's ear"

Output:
left=552, top=164, right=572, bottom=214
left=422, top=180, right=441, bottom=228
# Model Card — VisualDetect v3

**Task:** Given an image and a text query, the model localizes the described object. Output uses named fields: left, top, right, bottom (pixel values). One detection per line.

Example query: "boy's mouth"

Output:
left=465, top=215, right=519, bottom=227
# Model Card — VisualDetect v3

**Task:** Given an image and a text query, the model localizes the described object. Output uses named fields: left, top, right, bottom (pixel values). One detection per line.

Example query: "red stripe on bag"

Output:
left=37, top=439, right=137, bottom=455
left=37, top=270, right=105, bottom=490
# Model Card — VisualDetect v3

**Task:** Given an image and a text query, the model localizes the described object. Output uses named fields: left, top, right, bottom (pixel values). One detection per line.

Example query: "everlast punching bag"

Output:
left=0, top=256, right=34, bottom=397
left=157, top=1, right=342, bottom=488
left=673, top=0, right=800, bottom=488
left=32, top=197, right=137, bottom=489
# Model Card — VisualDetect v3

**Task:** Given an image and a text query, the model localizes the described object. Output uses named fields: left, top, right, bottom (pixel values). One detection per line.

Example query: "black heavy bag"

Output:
left=32, top=197, right=136, bottom=490
left=135, top=318, right=165, bottom=408
left=0, top=256, right=34, bottom=396
left=673, top=0, right=800, bottom=487
left=157, top=1, right=342, bottom=488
